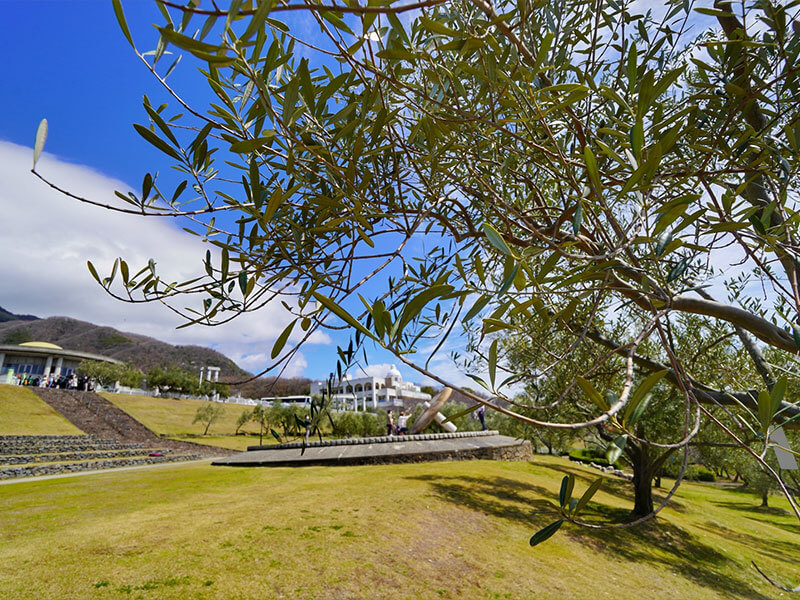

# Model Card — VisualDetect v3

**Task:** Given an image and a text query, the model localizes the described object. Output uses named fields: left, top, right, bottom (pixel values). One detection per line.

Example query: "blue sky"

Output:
left=0, top=1, right=439, bottom=385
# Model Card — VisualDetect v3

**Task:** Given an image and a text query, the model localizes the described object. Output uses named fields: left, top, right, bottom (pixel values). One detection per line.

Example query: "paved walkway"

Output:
left=213, top=432, right=531, bottom=467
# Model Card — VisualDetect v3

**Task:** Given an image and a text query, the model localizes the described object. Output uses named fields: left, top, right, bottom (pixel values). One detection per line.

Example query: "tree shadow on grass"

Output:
left=406, top=472, right=774, bottom=600
left=711, top=500, right=800, bottom=537
left=532, top=461, right=689, bottom=513
left=693, top=518, right=800, bottom=563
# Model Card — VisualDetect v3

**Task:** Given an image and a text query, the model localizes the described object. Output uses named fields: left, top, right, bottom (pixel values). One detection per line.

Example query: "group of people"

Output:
left=386, top=410, right=410, bottom=436
left=13, top=372, right=97, bottom=391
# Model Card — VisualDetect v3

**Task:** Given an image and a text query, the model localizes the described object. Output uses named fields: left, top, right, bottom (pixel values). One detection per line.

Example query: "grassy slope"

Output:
left=1, top=456, right=797, bottom=600
left=101, top=393, right=260, bottom=437
left=0, top=384, right=83, bottom=435
left=101, top=394, right=286, bottom=451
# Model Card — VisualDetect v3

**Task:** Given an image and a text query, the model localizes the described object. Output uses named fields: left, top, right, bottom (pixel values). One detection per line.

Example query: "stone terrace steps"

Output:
left=0, top=453, right=203, bottom=480
left=0, top=447, right=175, bottom=466
left=0, top=435, right=147, bottom=456
left=0, top=434, right=204, bottom=479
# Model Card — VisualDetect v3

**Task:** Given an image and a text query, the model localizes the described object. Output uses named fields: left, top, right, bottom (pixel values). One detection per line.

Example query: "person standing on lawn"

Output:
left=386, top=410, right=395, bottom=436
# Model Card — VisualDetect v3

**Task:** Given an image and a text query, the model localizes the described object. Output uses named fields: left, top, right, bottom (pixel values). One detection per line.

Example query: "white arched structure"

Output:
left=309, top=364, right=432, bottom=411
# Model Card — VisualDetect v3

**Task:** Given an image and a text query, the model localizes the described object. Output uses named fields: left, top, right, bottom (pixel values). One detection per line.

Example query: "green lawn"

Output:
left=0, top=384, right=83, bottom=435
left=101, top=393, right=261, bottom=437
left=1, top=455, right=797, bottom=599
left=169, top=433, right=276, bottom=452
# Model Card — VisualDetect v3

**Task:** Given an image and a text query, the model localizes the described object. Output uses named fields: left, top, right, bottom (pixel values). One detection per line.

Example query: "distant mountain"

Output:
left=0, top=315, right=248, bottom=379
left=0, top=312, right=315, bottom=396
left=0, top=305, right=39, bottom=323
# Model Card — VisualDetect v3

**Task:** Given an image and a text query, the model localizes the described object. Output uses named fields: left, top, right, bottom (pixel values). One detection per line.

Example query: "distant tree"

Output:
left=420, top=386, right=437, bottom=398
left=192, top=403, right=225, bottom=435
left=236, top=376, right=311, bottom=399
left=3, top=329, right=31, bottom=345
left=147, top=366, right=199, bottom=395
left=78, top=360, right=144, bottom=388
left=234, top=408, right=252, bottom=435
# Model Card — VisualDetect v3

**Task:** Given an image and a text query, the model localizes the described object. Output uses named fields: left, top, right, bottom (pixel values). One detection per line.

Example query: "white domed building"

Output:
left=0, top=341, right=120, bottom=384
left=309, top=364, right=431, bottom=411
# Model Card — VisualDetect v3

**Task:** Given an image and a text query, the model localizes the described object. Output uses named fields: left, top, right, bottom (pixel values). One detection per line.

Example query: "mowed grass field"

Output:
left=101, top=393, right=264, bottom=450
left=0, top=384, right=83, bottom=435
left=1, top=456, right=798, bottom=600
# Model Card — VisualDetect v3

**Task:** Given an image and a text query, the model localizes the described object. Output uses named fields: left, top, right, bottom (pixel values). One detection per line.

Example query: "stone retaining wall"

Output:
left=0, top=448, right=173, bottom=466
left=0, top=436, right=146, bottom=455
left=0, top=454, right=202, bottom=480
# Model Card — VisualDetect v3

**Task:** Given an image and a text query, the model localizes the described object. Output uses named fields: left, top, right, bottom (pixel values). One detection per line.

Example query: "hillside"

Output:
left=0, top=316, right=248, bottom=378
left=0, top=305, right=38, bottom=323
left=236, top=376, right=311, bottom=398
left=0, top=313, right=315, bottom=396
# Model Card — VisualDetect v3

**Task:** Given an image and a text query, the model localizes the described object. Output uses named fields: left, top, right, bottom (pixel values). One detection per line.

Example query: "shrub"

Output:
left=661, top=462, right=716, bottom=482
left=685, top=465, right=716, bottom=482
left=332, top=411, right=384, bottom=438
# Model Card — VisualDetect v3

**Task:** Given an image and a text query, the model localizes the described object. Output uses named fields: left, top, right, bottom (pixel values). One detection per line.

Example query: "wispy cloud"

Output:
left=0, top=140, right=330, bottom=375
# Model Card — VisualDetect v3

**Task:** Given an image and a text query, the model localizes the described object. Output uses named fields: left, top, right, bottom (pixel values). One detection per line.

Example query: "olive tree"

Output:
left=77, top=359, right=145, bottom=388
left=31, top=0, right=800, bottom=588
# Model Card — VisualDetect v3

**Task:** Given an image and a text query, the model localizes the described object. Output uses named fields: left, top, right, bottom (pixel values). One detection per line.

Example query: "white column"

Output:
left=0, top=353, right=5, bottom=374
left=54, top=357, right=63, bottom=376
left=43, top=356, right=53, bottom=378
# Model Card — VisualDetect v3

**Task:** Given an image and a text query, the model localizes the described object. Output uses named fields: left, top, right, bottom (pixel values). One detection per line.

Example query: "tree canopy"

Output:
left=32, top=0, right=800, bottom=588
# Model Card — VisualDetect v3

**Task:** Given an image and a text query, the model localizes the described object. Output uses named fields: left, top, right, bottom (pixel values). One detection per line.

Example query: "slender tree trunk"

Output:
left=761, top=490, right=769, bottom=507
left=630, top=451, right=655, bottom=518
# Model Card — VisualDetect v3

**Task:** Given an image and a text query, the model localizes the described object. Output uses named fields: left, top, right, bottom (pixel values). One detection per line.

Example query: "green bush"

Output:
left=685, top=465, right=716, bottom=482
left=661, top=461, right=716, bottom=482
left=331, top=411, right=385, bottom=438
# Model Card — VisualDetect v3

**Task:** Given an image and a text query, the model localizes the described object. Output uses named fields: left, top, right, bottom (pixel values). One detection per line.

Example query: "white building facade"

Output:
left=0, top=342, right=120, bottom=383
left=309, top=365, right=431, bottom=411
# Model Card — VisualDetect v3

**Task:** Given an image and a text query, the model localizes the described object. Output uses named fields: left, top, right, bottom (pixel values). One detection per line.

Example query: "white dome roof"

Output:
left=387, top=364, right=402, bottom=379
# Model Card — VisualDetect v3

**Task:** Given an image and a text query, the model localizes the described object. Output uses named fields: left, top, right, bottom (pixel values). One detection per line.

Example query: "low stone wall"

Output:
left=248, top=430, right=501, bottom=451
left=309, top=440, right=533, bottom=466
left=0, top=454, right=202, bottom=480
left=569, top=456, right=633, bottom=481
left=0, top=435, right=146, bottom=456
left=0, top=448, right=172, bottom=466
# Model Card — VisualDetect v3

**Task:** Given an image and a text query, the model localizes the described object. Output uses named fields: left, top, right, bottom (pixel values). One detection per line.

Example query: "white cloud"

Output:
left=353, top=362, right=396, bottom=380
left=0, top=140, right=330, bottom=375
